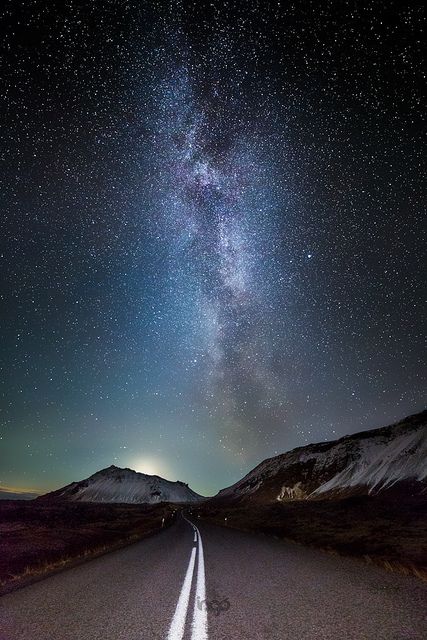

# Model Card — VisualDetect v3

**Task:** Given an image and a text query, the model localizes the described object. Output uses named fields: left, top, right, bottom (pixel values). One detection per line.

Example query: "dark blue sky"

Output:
left=0, top=1, right=425, bottom=496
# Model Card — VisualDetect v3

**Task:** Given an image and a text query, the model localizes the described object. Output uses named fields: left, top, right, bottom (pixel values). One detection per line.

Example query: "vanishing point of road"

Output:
left=1, top=514, right=426, bottom=640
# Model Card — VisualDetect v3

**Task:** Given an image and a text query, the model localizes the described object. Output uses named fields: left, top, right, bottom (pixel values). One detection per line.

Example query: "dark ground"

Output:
left=1, top=490, right=426, bottom=601
left=193, top=493, right=427, bottom=579
left=0, top=500, right=175, bottom=592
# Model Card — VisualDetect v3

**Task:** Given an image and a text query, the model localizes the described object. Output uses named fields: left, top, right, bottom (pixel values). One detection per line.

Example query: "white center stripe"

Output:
left=167, top=514, right=208, bottom=640
left=191, top=524, right=208, bottom=640
left=167, top=545, right=196, bottom=640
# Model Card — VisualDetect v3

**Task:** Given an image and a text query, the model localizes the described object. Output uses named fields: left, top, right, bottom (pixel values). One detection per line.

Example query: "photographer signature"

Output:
left=196, top=596, right=231, bottom=616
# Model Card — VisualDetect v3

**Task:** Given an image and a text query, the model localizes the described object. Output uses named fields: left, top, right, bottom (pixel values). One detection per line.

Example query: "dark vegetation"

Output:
left=0, top=500, right=176, bottom=593
left=195, top=493, right=427, bottom=580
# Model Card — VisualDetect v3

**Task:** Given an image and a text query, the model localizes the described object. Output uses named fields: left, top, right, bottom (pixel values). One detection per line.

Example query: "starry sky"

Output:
left=0, top=0, right=425, bottom=497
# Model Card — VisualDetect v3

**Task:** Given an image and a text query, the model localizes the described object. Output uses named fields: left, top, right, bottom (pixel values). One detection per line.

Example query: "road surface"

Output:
left=1, top=514, right=426, bottom=640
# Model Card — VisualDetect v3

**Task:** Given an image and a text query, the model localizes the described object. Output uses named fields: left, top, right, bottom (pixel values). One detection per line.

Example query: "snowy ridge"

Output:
left=41, top=466, right=205, bottom=504
left=312, top=425, right=426, bottom=496
left=216, top=411, right=427, bottom=502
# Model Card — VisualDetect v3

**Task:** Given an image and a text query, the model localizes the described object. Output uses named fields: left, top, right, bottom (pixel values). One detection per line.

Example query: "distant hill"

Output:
left=38, top=465, right=205, bottom=505
left=214, top=410, right=427, bottom=504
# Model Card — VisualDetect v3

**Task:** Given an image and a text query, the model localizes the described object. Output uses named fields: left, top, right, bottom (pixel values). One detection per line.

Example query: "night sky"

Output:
left=1, top=1, right=425, bottom=497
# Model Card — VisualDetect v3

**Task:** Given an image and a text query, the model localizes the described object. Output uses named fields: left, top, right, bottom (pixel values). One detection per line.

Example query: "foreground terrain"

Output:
left=195, top=492, right=427, bottom=579
left=0, top=515, right=426, bottom=640
left=0, top=500, right=175, bottom=592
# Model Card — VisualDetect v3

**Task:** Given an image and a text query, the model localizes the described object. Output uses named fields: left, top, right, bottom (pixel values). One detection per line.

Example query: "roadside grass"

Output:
left=195, top=495, right=427, bottom=582
left=2, top=530, right=155, bottom=589
left=0, top=501, right=177, bottom=594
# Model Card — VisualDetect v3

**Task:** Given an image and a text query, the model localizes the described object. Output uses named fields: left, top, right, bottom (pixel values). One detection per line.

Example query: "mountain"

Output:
left=38, top=466, right=205, bottom=504
left=215, top=410, right=427, bottom=504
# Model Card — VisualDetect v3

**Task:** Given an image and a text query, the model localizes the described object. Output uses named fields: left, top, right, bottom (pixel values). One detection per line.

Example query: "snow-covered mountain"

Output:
left=216, top=411, right=427, bottom=503
left=39, top=466, right=205, bottom=504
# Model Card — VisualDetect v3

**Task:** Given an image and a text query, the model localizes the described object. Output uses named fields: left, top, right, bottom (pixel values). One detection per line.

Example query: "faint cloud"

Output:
left=0, top=485, right=42, bottom=500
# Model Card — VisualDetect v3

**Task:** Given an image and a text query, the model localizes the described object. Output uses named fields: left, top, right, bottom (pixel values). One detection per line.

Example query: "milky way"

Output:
left=145, top=58, right=291, bottom=458
left=0, top=1, right=425, bottom=495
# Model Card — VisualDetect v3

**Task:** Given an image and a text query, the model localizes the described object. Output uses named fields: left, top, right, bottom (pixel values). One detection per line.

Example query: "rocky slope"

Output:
left=215, top=410, right=427, bottom=504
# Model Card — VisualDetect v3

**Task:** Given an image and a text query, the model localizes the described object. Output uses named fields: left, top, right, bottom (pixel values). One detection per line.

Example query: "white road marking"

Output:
left=167, top=514, right=208, bottom=640
left=191, top=523, right=208, bottom=640
left=167, top=545, right=196, bottom=640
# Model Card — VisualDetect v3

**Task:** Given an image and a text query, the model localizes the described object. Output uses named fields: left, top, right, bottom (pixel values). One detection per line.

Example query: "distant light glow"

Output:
left=130, top=457, right=173, bottom=480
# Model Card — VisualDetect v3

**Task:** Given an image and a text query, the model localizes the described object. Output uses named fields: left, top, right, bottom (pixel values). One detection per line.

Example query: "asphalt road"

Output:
left=0, top=514, right=426, bottom=640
